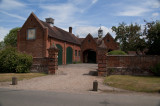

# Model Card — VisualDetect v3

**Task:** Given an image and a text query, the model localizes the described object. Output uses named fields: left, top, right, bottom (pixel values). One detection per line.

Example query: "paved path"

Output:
left=0, top=88, right=160, bottom=106
left=0, top=64, right=124, bottom=93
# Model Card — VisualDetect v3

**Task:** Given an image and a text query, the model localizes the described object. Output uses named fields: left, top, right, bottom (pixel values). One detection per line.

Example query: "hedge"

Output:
left=108, top=50, right=127, bottom=55
left=0, top=46, right=32, bottom=73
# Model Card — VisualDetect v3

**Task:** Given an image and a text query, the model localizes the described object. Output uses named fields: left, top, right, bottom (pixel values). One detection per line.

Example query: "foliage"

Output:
left=4, top=27, right=21, bottom=47
left=112, top=23, right=146, bottom=52
left=104, top=75, right=160, bottom=93
left=0, top=46, right=32, bottom=73
left=143, top=20, right=160, bottom=55
left=0, top=41, right=5, bottom=50
left=151, top=63, right=160, bottom=76
left=108, top=50, right=127, bottom=55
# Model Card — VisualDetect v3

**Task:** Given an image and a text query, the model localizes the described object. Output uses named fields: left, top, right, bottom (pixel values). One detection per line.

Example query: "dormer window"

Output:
left=27, top=28, right=36, bottom=40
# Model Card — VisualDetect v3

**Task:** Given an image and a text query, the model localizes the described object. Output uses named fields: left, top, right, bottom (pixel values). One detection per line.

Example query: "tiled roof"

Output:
left=40, top=20, right=81, bottom=45
left=78, top=38, right=85, bottom=43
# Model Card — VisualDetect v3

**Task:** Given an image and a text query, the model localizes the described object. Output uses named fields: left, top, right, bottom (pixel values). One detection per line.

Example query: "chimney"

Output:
left=69, top=27, right=72, bottom=34
left=45, top=18, right=54, bottom=27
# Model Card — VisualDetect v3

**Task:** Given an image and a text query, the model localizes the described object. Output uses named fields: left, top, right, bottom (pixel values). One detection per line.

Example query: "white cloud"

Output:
left=75, top=26, right=115, bottom=38
left=0, top=10, right=25, bottom=20
left=40, top=3, right=79, bottom=24
left=0, top=27, right=10, bottom=41
left=92, top=0, right=98, bottom=4
left=144, top=0, right=160, bottom=8
left=115, top=0, right=159, bottom=17
left=0, top=0, right=25, bottom=10
left=117, top=6, right=151, bottom=16
left=152, top=12, right=159, bottom=17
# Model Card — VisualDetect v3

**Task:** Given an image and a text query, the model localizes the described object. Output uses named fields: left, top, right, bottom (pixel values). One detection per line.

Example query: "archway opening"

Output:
left=108, top=49, right=113, bottom=52
left=83, top=49, right=96, bottom=63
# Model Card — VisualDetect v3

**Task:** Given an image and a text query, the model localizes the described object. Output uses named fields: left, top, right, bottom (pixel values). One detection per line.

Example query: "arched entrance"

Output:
left=83, top=49, right=96, bottom=63
left=56, top=44, right=63, bottom=65
left=66, top=47, right=73, bottom=64
left=108, top=49, right=113, bottom=52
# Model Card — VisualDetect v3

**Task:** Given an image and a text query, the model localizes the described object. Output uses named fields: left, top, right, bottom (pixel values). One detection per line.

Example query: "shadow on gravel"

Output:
left=83, top=71, right=98, bottom=76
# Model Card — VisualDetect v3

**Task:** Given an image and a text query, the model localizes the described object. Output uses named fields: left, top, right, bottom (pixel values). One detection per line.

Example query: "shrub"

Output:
left=16, top=53, right=32, bottom=73
left=0, top=46, right=32, bottom=73
left=151, top=63, right=160, bottom=76
left=108, top=50, right=127, bottom=55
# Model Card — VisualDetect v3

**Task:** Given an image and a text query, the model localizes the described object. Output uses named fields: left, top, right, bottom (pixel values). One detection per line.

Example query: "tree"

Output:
left=112, top=23, right=146, bottom=53
left=0, top=41, right=5, bottom=50
left=144, top=20, right=160, bottom=55
left=4, top=27, right=21, bottom=47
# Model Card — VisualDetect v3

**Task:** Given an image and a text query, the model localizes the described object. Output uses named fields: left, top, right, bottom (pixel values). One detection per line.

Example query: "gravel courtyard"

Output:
left=0, top=64, right=124, bottom=93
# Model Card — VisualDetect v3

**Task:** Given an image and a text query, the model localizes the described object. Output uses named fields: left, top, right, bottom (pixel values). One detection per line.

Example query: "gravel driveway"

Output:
left=0, top=64, right=125, bottom=93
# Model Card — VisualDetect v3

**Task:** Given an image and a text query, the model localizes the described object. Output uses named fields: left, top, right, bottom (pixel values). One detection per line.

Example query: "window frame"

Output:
left=27, top=28, right=36, bottom=40
left=78, top=50, right=80, bottom=57
left=75, top=50, right=77, bottom=56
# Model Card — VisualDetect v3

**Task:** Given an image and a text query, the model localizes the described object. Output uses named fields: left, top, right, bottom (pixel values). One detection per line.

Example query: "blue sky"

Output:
left=0, top=0, right=160, bottom=41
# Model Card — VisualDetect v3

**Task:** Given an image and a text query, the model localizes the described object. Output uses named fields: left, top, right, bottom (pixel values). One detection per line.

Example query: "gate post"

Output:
left=47, top=44, right=59, bottom=74
left=97, top=41, right=107, bottom=76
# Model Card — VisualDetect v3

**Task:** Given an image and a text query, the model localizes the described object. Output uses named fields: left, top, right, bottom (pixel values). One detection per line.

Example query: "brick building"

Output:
left=17, top=12, right=119, bottom=65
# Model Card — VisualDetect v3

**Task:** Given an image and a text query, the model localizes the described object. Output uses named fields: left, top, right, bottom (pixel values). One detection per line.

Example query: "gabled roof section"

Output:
left=21, top=12, right=80, bottom=45
left=21, top=12, right=45, bottom=31
left=103, top=32, right=115, bottom=41
left=81, top=33, right=97, bottom=45
left=40, top=20, right=81, bottom=45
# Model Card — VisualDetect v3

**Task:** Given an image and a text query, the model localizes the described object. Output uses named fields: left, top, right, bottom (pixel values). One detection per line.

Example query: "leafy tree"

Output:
left=0, top=41, right=5, bottom=50
left=4, top=27, right=21, bottom=47
left=112, top=23, right=146, bottom=52
left=144, top=20, right=160, bottom=55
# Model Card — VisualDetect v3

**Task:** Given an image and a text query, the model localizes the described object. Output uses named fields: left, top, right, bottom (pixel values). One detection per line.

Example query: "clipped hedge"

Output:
left=0, top=46, right=32, bottom=73
left=108, top=50, right=127, bottom=55
left=151, top=63, right=160, bottom=76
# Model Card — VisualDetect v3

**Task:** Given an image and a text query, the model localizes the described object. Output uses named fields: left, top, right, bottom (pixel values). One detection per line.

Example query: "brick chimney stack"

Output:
left=45, top=18, right=54, bottom=27
left=69, top=27, right=72, bottom=34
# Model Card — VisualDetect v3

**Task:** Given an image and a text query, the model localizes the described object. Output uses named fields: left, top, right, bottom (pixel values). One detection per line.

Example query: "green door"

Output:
left=66, top=47, right=73, bottom=64
left=56, top=44, right=63, bottom=65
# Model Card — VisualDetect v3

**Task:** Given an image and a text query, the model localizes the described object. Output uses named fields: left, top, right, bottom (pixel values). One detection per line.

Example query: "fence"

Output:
left=98, top=55, right=160, bottom=76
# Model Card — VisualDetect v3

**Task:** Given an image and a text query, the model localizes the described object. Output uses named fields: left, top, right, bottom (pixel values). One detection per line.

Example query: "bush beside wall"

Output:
left=151, top=63, right=160, bottom=76
left=108, top=50, right=127, bottom=55
left=0, top=46, right=32, bottom=73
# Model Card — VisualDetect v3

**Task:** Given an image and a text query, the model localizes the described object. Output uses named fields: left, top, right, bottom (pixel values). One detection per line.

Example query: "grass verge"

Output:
left=104, top=75, right=160, bottom=93
left=0, top=73, right=47, bottom=82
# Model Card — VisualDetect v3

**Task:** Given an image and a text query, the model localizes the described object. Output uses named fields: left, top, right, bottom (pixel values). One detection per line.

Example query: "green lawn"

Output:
left=0, top=73, right=47, bottom=82
left=104, top=75, right=160, bottom=93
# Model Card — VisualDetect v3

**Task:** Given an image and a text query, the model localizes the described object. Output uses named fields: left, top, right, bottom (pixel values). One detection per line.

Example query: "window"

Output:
left=107, top=39, right=110, bottom=42
left=27, top=28, right=36, bottom=40
left=88, top=39, right=90, bottom=43
left=75, top=50, right=77, bottom=56
left=78, top=50, right=80, bottom=57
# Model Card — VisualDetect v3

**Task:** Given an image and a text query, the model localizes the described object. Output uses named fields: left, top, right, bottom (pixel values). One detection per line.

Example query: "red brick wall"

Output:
left=103, top=34, right=119, bottom=51
left=81, top=34, right=98, bottom=62
left=106, top=55, right=160, bottom=69
left=17, top=14, right=47, bottom=58
left=48, top=38, right=81, bottom=64
left=98, top=55, right=160, bottom=76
